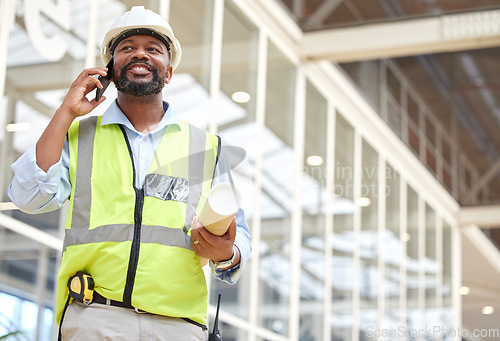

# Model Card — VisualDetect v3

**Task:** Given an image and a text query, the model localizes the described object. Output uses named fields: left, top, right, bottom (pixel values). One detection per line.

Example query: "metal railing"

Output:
left=341, top=59, right=484, bottom=206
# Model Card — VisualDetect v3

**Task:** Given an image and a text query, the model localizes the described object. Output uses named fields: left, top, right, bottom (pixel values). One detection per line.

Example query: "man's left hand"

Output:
left=190, top=216, right=240, bottom=267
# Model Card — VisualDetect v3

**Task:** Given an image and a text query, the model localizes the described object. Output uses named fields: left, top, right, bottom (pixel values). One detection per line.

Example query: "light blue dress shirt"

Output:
left=8, top=100, right=251, bottom=284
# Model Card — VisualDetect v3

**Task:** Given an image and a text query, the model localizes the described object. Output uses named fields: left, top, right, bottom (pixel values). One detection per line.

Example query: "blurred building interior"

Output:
left=1, top=0, right=500, bottom=340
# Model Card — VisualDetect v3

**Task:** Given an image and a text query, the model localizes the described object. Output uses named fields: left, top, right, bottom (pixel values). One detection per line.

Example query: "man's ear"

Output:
left=165, top=65, right=173, bottom=84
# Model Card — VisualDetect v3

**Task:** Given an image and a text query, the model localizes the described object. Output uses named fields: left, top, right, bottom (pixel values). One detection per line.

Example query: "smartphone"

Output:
left=95, top=61, right=113, bottom=102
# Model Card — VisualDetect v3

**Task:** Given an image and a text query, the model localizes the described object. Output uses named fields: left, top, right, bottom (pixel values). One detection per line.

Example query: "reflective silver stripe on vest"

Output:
left=63, top=224, right=191, bottom=250
left=71, top=116, right=98, bottom=229
left=183, top=124, right=208, bottom=233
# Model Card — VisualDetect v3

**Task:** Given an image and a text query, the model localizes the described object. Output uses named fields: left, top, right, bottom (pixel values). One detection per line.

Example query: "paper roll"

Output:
left=197, top=183, right=241, bottom=267
left=199, top=183, right=241, bottom=236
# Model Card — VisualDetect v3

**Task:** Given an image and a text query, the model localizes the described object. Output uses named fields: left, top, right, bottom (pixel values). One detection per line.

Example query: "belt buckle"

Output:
left=134, top=307, right=148, bottom=314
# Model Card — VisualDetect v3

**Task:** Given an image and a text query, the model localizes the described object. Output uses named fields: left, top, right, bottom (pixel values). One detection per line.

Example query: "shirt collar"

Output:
left=100, top=100, right=181, bottom=134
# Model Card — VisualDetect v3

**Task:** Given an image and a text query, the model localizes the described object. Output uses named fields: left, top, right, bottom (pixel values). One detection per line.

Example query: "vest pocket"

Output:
left=144, top=174, right=189, bottom=203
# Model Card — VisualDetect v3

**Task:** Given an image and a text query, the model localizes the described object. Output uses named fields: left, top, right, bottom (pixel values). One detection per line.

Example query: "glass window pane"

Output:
left=300, top=80, right=328, bottom=340
left=383, top=165, right=401, bottom=331
left=258, top=40, right=296, bottom=336
left=332, top=113, right=355, bottom=340
left=169, top=0, right=215, bottom=129
left=406, top=185, right=420, bottom=337
left=359, top=140, right=378, bottom=337
left=0, top=241, right=57, bottom=341
left=209, top=1, right=259, bottom=323
left=442, top=223, right=453, bottom=341
left=425, top=204, right=438, bottom=338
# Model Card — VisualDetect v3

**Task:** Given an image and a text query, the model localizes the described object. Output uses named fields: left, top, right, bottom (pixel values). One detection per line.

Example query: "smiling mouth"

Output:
left=130, top=66, right=150, bottom=71
left=127, top=64, right=152, bottom=75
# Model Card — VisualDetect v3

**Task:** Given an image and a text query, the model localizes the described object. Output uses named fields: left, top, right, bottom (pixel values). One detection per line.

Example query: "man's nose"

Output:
left=132, top=47, right=149, bottom=60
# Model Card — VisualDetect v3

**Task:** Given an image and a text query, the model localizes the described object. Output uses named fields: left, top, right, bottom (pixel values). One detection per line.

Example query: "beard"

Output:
left=114, top=61, right=165, bottom=97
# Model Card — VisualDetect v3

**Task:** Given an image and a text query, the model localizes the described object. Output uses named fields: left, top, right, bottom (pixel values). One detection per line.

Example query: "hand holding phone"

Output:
left=95, top=61, right=113, bottom=102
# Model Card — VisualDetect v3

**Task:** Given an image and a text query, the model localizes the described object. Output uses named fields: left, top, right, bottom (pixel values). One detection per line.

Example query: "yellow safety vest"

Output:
left=56, top=115, right=220, bottom=326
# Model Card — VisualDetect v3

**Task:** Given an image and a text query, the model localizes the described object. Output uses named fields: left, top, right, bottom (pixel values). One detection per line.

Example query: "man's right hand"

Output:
left=35, top=67, right=110, bottom=172
left=60, top=67, right=109, bottom=118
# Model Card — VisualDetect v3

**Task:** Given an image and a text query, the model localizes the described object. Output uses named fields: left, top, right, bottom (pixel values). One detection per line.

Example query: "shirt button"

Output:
left=143, top=136, right=148, bottom=142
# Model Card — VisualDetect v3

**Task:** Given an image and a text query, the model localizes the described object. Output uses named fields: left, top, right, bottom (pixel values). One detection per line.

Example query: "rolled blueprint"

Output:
left=199, top=183, right=241, bottom=236
left=197, top=183, right=240, bottom=267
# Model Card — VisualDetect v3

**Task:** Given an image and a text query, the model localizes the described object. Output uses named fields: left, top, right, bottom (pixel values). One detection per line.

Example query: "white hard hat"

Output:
left=101, top=6, right=182, bottom=70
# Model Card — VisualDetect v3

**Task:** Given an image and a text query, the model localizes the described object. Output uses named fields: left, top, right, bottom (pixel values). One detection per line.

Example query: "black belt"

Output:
left=92, top=292, right=141, bottom=311
left=91, top=292, right=207, bottom=330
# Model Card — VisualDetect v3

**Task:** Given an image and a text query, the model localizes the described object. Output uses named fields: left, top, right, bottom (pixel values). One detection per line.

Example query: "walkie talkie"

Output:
left=208, top=294, right=223, bottom=341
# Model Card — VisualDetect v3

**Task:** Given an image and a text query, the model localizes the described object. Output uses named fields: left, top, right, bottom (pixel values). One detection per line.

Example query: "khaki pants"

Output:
left=61, top=302, right=207, bottom=341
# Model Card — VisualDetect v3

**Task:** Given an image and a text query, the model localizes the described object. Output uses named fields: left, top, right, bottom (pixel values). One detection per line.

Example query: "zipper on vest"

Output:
left=119, top=125, right=144, bottom=307
left=123, top=187, right=144, bottom=306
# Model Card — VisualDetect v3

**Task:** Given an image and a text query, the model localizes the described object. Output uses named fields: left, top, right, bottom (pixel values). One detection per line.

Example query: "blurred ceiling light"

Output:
left=401, top=233, right=411, bottom=242
left=459, top=286, right=471, bottom=295
left=0, top=202, right=18, bottom=211
left=306, top=155, right=323, bottom=166
left=357, top=197, right=371, bottom=207
left=231, top=91, right=251, bottom=104
left=481, top=306, right=494, bottom=315
left=6, top=122, right=31, bottom=132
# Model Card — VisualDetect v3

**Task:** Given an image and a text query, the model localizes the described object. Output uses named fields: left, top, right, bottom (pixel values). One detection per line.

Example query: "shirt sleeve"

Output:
left=209, top=148, right=252, bottom=284
left=8, top=141, right=72, bottom=214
